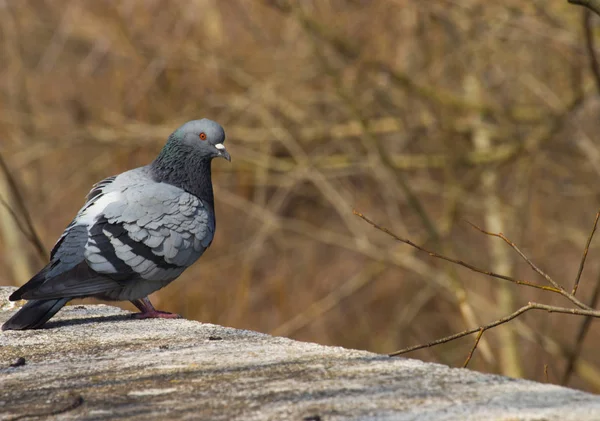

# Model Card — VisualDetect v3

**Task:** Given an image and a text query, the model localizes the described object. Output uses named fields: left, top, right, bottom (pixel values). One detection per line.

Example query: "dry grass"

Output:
left=2, top=0, right=600, bottom=392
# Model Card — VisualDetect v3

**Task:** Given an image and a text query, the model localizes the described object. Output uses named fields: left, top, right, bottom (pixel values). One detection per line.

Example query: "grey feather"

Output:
left=2, top=298, right=70, bottom=330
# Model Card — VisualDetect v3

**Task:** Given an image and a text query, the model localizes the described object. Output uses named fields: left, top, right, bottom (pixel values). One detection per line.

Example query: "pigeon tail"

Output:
left=9, top=265, right=51, bottom=301
left=2, top=298, right=69, bottom=330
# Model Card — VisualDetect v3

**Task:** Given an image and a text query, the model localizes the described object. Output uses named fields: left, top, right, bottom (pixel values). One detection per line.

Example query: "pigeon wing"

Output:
left=85, top=178, right=214, bottom=283
left=50, top=175, right=117, bottom=260
left=15, top=176, right=125, bottom=300
left=18, top=170, right=214, bottom=300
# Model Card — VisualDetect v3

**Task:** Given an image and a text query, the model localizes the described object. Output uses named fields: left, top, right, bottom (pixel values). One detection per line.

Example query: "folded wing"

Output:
left=13, top=168, right=214, bottom=301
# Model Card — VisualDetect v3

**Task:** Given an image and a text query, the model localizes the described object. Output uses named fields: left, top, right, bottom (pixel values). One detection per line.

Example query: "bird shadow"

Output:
left=43, top=313, right=134, bottom=329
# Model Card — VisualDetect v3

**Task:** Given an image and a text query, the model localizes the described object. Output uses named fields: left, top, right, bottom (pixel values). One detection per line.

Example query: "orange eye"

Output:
left=199, top=132, right=207, bottom=141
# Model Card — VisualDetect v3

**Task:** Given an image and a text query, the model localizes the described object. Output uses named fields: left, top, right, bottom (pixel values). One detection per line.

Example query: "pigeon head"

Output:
left=170, top=119, right=230, bottom=162
left=151, top=119, right=230, bottom=205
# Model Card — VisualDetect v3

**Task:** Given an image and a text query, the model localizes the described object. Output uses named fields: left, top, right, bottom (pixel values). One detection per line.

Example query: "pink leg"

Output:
left=130, top=297, right=181, bottom=319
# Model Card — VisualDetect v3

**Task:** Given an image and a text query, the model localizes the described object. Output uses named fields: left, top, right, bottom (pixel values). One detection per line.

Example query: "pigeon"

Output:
left=2, top=119, right=230, bottom=330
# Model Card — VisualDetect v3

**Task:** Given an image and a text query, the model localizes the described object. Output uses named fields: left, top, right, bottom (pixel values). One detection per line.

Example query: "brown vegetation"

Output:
left=2, top=0, right=600, bottom=392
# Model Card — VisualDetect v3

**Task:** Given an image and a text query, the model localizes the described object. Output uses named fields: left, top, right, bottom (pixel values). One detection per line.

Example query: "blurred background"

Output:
left=2, top=0, right=600, bottom=392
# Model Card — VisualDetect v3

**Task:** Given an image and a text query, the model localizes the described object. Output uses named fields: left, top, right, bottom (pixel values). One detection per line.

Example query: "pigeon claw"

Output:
left=131, top=310, right=181, bottom=320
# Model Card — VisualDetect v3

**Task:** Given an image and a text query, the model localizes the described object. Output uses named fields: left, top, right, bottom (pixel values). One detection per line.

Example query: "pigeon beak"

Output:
left=214, top=143, right=231, bottom=162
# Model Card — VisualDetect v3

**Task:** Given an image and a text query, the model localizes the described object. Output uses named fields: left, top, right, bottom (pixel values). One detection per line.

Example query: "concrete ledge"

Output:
left=1, top=287, right=600, bottom=420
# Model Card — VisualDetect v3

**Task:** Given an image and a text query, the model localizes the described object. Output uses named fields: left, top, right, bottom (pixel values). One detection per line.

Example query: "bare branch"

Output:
left=466, top=222, right=561, bottom=287
left=572, top=209, right=600, bottom=295
left=0, top=152, right=46, bottom=261
left=583, top=9, right=600, bottom=95
left=390, top=302, right=600, bottom=357
left=562, top=269, right=600, bottom=384
left=356, top=210, right=600, bottom=367
left=467, top=221, right=592, bottom=311
left=0, top=194, right=44, bottom=259
left=532, top=302, right=600, bottom=316
left=569, top=0, right=600, bottom=18
left=353, top=210, right=561, bottom=293
left=463, top=328, right=484, bottom=368
left=390, top=304, right=534, bottom=357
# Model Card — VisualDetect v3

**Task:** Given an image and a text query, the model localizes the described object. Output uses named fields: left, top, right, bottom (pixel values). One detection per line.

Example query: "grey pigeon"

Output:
left=2, top=119, right=230, bottom=330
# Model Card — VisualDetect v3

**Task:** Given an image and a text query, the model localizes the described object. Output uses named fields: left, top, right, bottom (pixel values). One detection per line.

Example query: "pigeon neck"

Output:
left=150, top=149, right=215, bottom=210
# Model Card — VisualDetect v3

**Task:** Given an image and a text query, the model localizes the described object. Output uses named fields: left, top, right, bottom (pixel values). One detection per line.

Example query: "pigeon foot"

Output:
left=130, top=296, right=181, bottom=320
left=131, top=310, right=181, bottom=319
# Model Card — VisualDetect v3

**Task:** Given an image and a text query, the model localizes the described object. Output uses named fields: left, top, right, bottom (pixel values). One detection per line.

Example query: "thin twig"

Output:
left=353, top=210, right=561, bottom=293
left=0, top=194, right=45, bottom=259
left=390, top=304, right=533, bottom=356
left=583, top=9, right=600, bottom=95
left=466, top=222, right=562, bottom=289
left=532, top=302, right=600, bottom=315
left=463, top=328, right=484, bottom=368
left=562, top=269, right=600, bottom=385
left=572, top=209, right=600, bottom=295
left=467, top=221, right=592, bottom=311
left=355, top=210, right=600, bottom=364
left=0, top=152, right=46, bottom=260
left=390, top=302, right=600, bottom=357
left=569, top=0, right=600, bottom=18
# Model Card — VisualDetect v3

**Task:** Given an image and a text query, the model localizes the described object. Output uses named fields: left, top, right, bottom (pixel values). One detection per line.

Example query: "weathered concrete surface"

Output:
left=1, top=286, right=599, bottom=421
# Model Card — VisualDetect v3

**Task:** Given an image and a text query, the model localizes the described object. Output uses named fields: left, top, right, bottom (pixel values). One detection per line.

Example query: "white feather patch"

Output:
left=78, top=191, right=122, bottom=226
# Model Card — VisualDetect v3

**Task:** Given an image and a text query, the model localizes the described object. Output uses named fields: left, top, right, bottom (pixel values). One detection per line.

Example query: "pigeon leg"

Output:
left=130, top=297, right=181, bottom=319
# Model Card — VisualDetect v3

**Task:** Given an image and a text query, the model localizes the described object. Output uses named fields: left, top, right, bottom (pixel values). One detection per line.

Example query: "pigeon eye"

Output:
left=199, top=132, right=207, bottom=141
